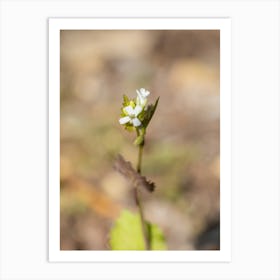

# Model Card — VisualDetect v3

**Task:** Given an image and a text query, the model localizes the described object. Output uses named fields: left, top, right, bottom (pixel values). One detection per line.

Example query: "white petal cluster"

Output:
left=136, top=88, right=150, bottom=107
left=119, top=88, right=150, bottom=128
left=119, top=105, right=143, bottom=127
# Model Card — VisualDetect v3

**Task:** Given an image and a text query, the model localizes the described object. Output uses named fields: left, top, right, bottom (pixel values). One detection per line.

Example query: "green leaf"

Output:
left=142, top=97, right=160, bottom=128
left=109, top=209, right=167, bottom=250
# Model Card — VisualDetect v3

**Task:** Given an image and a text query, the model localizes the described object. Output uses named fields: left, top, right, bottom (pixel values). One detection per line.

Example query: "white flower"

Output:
left=136, top=88, right=150, bottom=107
left=119, top=105, right=143, bottom=127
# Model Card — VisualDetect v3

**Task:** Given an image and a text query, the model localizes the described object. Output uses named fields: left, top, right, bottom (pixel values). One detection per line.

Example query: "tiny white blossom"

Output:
left=136, top=88, right=150, bottom=107
left=119, top=105, right=143, bottom=127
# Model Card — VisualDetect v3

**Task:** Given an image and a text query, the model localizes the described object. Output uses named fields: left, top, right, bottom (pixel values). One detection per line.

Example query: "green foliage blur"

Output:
left=109, top=210, right=166, bottom=250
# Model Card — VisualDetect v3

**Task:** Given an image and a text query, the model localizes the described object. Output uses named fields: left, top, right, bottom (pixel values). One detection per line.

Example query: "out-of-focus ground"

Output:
left=60, top=30, right=220, bottom=250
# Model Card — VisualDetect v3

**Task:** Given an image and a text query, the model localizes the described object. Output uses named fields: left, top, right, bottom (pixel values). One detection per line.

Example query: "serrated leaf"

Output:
left=109, top=210, right=167, bottom=250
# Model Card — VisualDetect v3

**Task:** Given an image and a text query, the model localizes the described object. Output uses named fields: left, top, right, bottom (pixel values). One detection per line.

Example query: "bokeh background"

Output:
left=60, top=30, right=220, bottom=250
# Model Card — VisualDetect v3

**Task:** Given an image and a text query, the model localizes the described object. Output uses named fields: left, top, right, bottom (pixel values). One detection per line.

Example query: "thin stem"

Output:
left=134, top=130, right=150, bottom=250
left=136, top=144, right=143, bottom=173
left=134, top=187, right=150, bottom=250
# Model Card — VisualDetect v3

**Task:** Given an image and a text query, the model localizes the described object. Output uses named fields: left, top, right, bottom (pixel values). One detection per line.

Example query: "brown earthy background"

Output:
left=60, top=30, right=220, bottom=250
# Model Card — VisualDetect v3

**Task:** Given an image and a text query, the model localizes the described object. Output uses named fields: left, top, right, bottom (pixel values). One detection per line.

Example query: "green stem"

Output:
left=136, top=144, right=143, bottom=173
left=134, top=130, right=150, bottom=250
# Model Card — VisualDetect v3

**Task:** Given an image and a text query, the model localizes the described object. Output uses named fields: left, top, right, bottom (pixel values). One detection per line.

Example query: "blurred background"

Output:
left=60, top=30, right=220, bottom=250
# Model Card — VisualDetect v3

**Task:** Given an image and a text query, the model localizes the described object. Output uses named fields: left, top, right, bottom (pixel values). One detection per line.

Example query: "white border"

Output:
left=49, top=18, right=231, bottom=262
left=1, top=0, right=279, bottom=279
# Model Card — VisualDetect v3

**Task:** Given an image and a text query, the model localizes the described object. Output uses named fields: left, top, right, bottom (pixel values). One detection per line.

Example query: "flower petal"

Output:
left=132, top=118, right=141, bottom=127
left=123, top=105, right=134, bottom=115
left=119, top=116, right=131, bottom=124
left=136, top=93, right=147, bottom=106
left=136, top=93, right=143, bottom=102
left=133, top=105, right=143, bottom=116
left=140, top=88, right=150, bottom=97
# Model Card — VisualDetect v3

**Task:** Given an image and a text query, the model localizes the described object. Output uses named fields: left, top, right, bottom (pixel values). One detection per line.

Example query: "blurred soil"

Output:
left=60, top=30, right=220, bottom=250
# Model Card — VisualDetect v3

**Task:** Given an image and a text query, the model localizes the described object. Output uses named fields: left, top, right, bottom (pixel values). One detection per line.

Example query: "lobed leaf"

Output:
left=114, top=154, right=155, bottom=192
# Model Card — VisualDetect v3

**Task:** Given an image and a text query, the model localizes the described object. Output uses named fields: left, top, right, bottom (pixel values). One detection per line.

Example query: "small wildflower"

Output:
left=119, top=88, right=158, bottom=141
left=119, top=105, right=143, bottom=127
